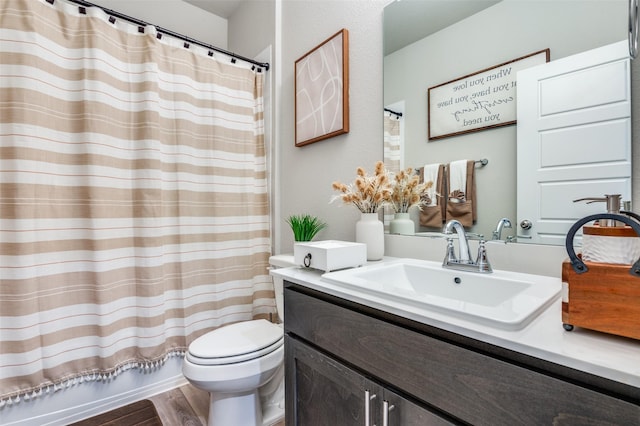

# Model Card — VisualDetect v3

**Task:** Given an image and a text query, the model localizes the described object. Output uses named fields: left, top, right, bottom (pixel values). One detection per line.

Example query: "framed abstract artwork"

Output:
left=295, top=29, right=349, bottom=147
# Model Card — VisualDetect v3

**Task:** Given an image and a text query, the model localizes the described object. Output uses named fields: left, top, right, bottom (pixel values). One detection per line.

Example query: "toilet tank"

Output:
left=269, top=255, right=296, bottom=322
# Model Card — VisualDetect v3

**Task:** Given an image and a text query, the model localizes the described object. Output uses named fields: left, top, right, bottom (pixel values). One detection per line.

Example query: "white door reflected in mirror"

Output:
left=517, top=40, right=631, bottom=245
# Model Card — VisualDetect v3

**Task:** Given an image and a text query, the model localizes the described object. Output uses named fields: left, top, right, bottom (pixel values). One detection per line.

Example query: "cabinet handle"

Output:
left=382, top=400, right=395, bottom=426
left=364, top=390, right=376, bottom=426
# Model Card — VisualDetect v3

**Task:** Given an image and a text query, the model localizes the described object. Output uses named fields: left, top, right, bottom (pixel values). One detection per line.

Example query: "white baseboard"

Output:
left=1, top=357, right=187, bottom=426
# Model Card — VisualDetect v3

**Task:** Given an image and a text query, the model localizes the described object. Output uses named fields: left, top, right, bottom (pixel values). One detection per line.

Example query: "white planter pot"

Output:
left=355, top=212, right=384, bottom=261
left=389, top=212, right=414, bottom=235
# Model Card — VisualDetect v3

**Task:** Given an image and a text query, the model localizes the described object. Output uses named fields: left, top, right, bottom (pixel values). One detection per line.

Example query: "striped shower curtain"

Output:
left=0, top=0, right=273, bottom=405
left=383, top=111, right=401, bottom=174
left=383, top=111, right=402, bottom=229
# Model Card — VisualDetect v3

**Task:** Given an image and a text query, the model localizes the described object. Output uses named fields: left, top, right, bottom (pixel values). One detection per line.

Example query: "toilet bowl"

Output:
left=182, top=255, right=295, bottom=426
left=182, top=319, right=283, bottom=426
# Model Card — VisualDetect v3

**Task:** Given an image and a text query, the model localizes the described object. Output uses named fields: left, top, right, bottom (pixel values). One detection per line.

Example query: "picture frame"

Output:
left=295, top=29, right=349, bottom=147
left=428, top=49, right=549, bottom=140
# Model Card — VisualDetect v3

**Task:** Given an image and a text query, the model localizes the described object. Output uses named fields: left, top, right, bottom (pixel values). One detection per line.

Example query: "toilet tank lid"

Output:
left=269, top=254, right=296, bottom=268
left=189, top=319, right=283, bottom=359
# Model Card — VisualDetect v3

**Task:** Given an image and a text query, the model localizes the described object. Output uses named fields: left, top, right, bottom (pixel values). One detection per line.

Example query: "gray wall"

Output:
left=384, top=0, right=627, bottom=238
left=278, top=0, right=388, bottom=253
left=228, top=1, right=275, bottom=57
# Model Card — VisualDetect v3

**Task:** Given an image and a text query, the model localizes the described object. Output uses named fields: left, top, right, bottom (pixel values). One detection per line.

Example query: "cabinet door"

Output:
left=285, top=335, right=380, bottom=426
left=382, top=388, right=454, bottom=426
left=285, top=335, right=456, bottom=426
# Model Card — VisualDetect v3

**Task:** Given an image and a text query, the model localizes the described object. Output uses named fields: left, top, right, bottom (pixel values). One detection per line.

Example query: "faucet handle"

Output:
left=476, top=240, right=492, bottom=273
left=443, top=237, right=457, bottom=264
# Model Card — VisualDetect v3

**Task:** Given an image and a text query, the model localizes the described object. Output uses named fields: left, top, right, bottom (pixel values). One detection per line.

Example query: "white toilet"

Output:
left=182, top=255, right=295, bottom=426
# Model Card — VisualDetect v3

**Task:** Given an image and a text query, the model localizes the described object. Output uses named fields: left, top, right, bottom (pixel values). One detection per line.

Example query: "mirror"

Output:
left=383, top=0, right=629, bottom=242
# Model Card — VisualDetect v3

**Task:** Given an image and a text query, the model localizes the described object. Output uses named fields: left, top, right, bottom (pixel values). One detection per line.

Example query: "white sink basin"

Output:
left=321, top=258, right=561, bottom=330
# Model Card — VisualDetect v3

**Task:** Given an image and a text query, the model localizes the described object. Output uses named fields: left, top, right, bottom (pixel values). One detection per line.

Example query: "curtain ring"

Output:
left=303, top=253, right=312, bottom=268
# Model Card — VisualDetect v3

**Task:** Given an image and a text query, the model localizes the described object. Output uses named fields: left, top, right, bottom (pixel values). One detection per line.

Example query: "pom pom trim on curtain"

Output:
left=0, top=351, right=186, bottom=408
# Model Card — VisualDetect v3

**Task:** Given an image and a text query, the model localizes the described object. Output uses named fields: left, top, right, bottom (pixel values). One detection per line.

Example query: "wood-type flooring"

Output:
left=73, top=383, right=285, bottom=426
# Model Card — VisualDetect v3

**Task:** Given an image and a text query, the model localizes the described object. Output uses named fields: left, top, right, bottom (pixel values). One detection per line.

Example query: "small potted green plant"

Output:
left=286, top=214, right=327, bottom=242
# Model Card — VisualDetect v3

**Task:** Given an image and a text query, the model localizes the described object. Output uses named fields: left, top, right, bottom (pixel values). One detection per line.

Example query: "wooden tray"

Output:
left=562, top=255, right=640, bottom=340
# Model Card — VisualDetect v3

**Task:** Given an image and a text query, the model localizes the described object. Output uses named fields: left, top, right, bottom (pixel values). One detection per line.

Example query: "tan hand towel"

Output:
left=419, top=164, right=446, bottom=228
left=445, top=160, right=476, bottom=227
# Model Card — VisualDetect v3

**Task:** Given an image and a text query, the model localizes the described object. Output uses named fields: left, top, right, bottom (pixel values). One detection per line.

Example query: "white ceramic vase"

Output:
left=389, top=212, right=414, bottom=235
left=355, top=212, right=384, bottom=261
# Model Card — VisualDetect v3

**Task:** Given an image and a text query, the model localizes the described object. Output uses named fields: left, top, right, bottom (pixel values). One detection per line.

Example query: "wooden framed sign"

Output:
left=428, top=49, right=549, bottom=140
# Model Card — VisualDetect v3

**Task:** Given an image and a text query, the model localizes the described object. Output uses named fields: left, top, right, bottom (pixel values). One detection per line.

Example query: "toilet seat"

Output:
left=186, top=319, right=284, bottom=366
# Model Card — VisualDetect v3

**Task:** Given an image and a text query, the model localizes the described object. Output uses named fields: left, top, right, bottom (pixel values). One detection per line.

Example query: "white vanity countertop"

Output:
left=272, top=259, right=640, bottom=389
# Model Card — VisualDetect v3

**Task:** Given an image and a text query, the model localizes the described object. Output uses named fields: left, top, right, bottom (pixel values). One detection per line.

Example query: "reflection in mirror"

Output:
left=383, top=106, right=403, bottom=174
left=384, top=0, right=628, bottom=243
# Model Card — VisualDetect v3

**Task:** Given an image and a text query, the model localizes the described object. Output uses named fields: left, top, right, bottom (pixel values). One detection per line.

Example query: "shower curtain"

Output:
left=0, top=0, right=273, bottom=405
left=383, top=111, right=402, bottom=229
left=383, top=111, right=401, bottom=174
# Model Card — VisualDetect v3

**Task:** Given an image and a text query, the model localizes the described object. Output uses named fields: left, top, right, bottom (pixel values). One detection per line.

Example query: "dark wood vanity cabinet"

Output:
left=286, top=335, right=452, bottom=425
left=284, top=282, right=640, bottom=426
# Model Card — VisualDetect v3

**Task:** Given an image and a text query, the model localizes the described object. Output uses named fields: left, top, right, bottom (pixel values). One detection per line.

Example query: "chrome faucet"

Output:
left=492, top=217, right=512, bottom=241
left=444, top=220, right=472, bottom=263
left=443, top=220, right=492, bottom=273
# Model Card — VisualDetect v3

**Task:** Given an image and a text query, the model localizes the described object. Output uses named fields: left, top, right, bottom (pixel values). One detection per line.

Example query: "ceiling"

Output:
left=183, top=0, right=243, bottom=19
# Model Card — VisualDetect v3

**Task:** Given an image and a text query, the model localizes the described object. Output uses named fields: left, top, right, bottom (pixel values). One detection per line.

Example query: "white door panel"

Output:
left=531, top=180, right=630, bottom=246
left=536, top=164, right=630, bottom=182
left=517, top=40, right=631, bottom=244
left=540, top=180, right=632, bottom=219
left=539, top=120, right=629, bottom=167
left=536, top=104, right=630, bottom=130
left=539, top=60, right=629, bottom=115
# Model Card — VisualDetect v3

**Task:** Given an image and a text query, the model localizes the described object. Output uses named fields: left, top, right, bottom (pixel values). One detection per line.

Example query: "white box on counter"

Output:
left=293, top=240, right=367, bottom=272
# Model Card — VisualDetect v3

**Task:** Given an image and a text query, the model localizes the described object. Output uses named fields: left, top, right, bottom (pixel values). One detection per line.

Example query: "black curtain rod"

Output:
left=60, top=0, right=270, bottom=71
left=384, top=108, right=403, bottom=118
